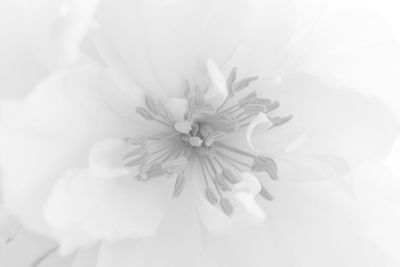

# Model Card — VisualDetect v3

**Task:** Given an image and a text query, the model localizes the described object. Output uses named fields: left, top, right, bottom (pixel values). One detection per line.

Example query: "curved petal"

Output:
left=94, top=0, right=278, bottom=97
left=286, top=1, right=400, bottom=119
left=71, top=245, right=99, bottom=267
left=0, top=66, right=148, bottom=235
left=201, top=223, right=281, bottom=267
left=226, top=0, right=295, bottom=79
left=44, top=168, right=172, bottom=254
left=254, top=73, right=400, bottom=168
left=0, top=228, right=73, bottom=267
left=23, top=0, right=99, bottom=69
left=97, top=186, right=218, bottom=267
left=88, top=138, right=132, bottom=178
left=260, top=178, right=400, bottom=267
left=354, top=163, right=400, bottom=262
left=246, top=112, right=273, bottom=152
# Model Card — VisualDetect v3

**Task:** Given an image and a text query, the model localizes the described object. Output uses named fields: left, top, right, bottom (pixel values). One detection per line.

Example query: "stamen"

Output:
left=174, top=120, right=192, bottom=134
left=259, top=186, right=274, bottom=201
left=270, top=115, right=293, bottom=127
left=205, top=187, right=218, bottom=205
left=226, top=67, right=237, bottom=97
left=124, top=135, right=147, bottom=145
left=216, top=151, right=252, bottom=168
left=231, top=76, right=258, bottom=92
left=220, top=198, right=234, bottom=216
left=161, top=157, right=188, bottom=176
left=136, top=107, right=154, bottom=121
left=123, top=143, right=147, bottom=160
left=172, top=172, right=186, bottom=198
left=126, top=66, right=291, bottom=216
left=205, top=131, right=227, bottom=146
left=215, top=173, right=232, bottom=191
left=252, top=156, right=279, bottom=180
left=189, top=136, right=203, bottom=147
left=221, top=168, right=240, bottom=184
left=124, top=152, right=149, bottom=167
left=214, top=142, right=257, bottom=159
left=145, top=95, right=160, bottom=115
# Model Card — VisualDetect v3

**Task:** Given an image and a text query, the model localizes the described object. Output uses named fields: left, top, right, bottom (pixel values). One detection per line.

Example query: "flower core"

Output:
left=125, top=68, right=291, bottom=216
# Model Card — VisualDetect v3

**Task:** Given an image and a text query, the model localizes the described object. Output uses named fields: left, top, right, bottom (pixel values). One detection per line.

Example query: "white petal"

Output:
left=71, top=245, right=99, bottom=267
left=205, top=59, right=228, bottom=100
left=262, top=179, right=400, bottom=267
left=89, top=139, right=131, bottom=178
left=95, top=0, right=262, bottom=97
left=97, top=186, right=217, bottom=267
left=246, top=112, right=273, bottom=152
left=256, top=73, right=400, bottom=167
left=23, top=0, right=99, bottom=68
left=354, top=163, right=400, bottom=262
left=44, top=169, right=172, bottom=254
left=0, top=66, right=146, bottom=235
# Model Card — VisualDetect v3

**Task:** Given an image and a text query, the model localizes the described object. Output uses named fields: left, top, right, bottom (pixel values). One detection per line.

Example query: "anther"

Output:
left=259, top=186, right=274, bottom=201
left=215, top=173, right=232, bottom=191
left=220, top=198, right=234, bottom=216
left=205, top=187, right=218, bottom=205
left=251, top=156, right=279, bottom=180
left=145, top=95, right=160, bottom=115
left=238, top=92, right=258, bottom=107
left=136, top=107, right=154, bottom=121
left=174, top=120, right=192, bottom=134
left=221, top=169, right=240, bottom=184
left=172, top=172, right=186, bottom=198
left=270, top=115, right=293, bottom=127
left=232, top=76, right=258, bottom=92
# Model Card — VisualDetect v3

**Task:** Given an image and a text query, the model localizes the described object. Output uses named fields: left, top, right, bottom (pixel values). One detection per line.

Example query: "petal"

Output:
left=246, top=112, right=273, bottom=152
left=89, top=138, right=131, bottom=178
left=23, top=0, right=99, bottom=68
left=0, top=228, right=72, bottom=267
left=205, top=59, right=228, bottom=100
left=354, top=163, right=400, bottom=262
left=287, top=1, right=400, bottom=118
left=226, top=0, right=295, bottom=78
left=97, top=186, right=217, bottom=267
left=192, top=164, right=265, bottom=235
left=0, top=0, right=47, bottom=99
left=201, top=224, right=281, bottom=267
left=261, top=178, right=400, bottom=267
left=0, top=66, right=148, bottom=235
left=44, top=169, right=172, bottom=254
left=94, top=0, right=267, bottom=97
left=71, top=245, right=99, bottom=267
left=255, top=73, right=400, bottom=167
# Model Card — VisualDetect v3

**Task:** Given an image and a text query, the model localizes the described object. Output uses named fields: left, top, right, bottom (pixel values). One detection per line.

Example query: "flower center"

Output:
left=124, top=68, right=291, bottom=216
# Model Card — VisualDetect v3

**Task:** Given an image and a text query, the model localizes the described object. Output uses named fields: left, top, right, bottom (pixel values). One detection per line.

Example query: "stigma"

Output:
left=123, top=66, right=291, bottom=216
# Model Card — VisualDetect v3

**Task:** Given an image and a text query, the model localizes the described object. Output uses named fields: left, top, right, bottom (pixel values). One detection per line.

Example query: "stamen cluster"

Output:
left=124, top=68, right=292, bottom=216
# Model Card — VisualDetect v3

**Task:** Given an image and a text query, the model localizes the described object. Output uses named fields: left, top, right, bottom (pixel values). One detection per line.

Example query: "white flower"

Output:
left=1, top=0, right=400, bottom=266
